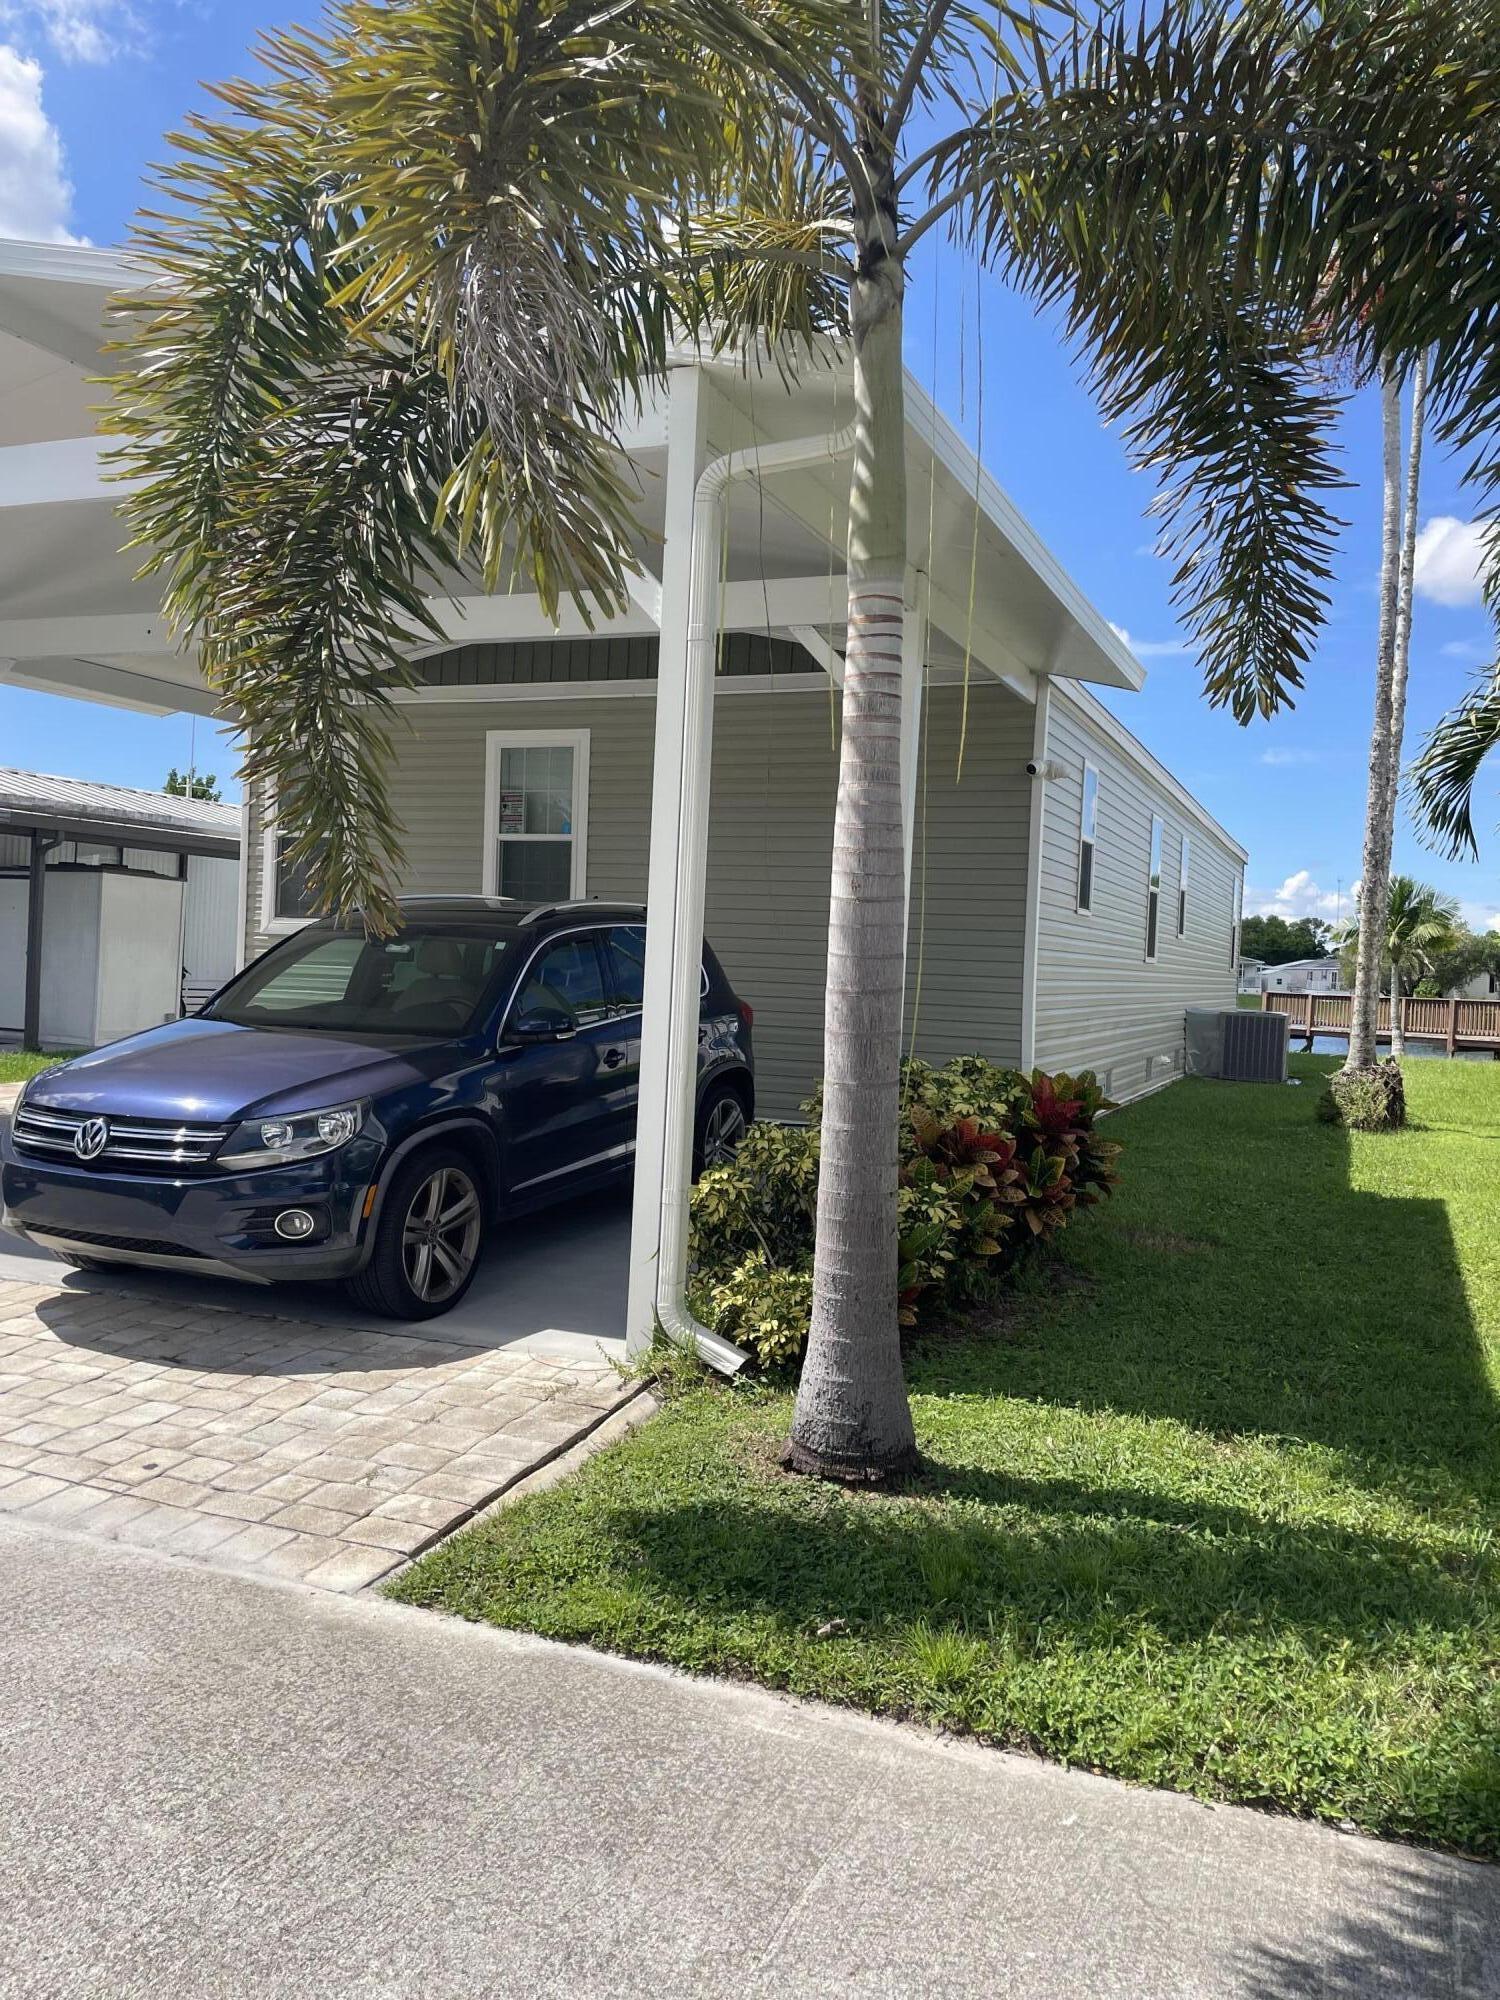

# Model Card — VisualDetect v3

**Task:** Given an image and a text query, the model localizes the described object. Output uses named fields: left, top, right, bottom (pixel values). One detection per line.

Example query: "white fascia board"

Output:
left=903, top=374, right=1145, bottom=695
left=412, top=574, right=848, bottom=651
left=1051, top=677, right=1248, bottom=862
left=0, top=612, right=179, bottom=659
left=0, top=655, right=217, bottom=717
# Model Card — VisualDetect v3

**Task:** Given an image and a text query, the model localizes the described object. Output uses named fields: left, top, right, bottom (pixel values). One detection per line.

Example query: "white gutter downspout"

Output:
left=634, top=413, right=857, bottom=1375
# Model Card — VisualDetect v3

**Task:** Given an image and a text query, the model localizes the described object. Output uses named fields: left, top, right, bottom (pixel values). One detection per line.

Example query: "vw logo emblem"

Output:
left=74, top=1118, right=109, bottom=1163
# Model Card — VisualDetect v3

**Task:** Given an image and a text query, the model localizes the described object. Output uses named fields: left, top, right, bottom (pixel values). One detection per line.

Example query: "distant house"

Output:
left=0, top=768, right=239, bottom=1050
left=1261, top=957, right=1345, bottom=996
left=1236, top=956, right=1266, bottom=994
left=1454, top=968, right=1500, bottom=1000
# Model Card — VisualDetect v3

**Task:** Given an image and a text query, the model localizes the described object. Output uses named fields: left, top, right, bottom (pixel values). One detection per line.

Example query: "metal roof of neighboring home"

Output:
left=0, top=766, right=239, bottom=854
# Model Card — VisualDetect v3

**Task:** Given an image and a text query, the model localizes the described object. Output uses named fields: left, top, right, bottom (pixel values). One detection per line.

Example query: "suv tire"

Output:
left=347, top=1146, right=486, bottom=1321
left=55, top=1252, right=108, bottom=1272
left=693, top=1080, right=749, bottom=1177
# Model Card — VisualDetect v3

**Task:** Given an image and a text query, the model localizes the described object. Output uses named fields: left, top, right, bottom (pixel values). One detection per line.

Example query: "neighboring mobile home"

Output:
left=1262, top=957, right=1345, bottom=997
left=0, top=767, right=239, bottom=1049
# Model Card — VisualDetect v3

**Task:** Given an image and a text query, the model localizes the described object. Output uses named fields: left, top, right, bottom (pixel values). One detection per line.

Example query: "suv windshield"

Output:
left=208, top=927, right=508, bottom=1036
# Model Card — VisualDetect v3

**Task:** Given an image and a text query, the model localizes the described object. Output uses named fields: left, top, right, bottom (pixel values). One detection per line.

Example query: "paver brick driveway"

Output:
left=0, top=1275, right=633, bottom=1591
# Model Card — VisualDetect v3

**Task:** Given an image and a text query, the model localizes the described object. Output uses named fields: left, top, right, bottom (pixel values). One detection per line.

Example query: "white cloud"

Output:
left=0, top=3, right=139, bottom=64
left=1440, top=637, right=1491, bottom=662
left=1259, top=747, right=1326, bottom=768
left=1412, top=517, right=1495, bottom=609
left=1459, top=899, right=1500, bottom=936
left=1249, top=870, right=1351, bottom=922
left=0, top=43, right=82, bottom=242
left=1108, top=622, right=1191, bottom=660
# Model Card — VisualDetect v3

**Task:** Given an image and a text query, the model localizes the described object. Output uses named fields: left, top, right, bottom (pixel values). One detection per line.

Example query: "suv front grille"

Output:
left=12, top=1104, right=230, bottom=1174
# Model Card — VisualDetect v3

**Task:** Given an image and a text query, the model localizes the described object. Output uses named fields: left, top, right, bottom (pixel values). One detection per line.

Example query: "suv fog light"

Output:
left=274, top=1208, right=317, bottom=1242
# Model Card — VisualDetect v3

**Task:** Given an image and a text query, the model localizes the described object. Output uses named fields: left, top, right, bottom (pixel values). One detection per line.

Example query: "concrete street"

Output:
left=2, top=1514, right=1496, bottom=1999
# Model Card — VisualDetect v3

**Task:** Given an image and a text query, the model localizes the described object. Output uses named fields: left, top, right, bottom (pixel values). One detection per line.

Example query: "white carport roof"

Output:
left=0, top=236, right=1146, bottom=721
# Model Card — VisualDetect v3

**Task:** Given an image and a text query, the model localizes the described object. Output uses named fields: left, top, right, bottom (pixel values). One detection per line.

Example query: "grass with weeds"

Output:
left=392, top=1056, right=1500, bottom=1856
left=0, top=1050, right=82, bottom=1085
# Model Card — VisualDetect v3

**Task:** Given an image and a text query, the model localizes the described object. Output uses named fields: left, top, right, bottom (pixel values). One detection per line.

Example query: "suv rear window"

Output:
left=209, top=928, right=506, bottom=1036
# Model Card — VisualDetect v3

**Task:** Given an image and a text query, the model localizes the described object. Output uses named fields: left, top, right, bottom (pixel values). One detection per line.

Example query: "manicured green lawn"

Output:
left=0, top=1050, right=82, bottom=1084
left=392, top=1055, right=1500, bottom=1855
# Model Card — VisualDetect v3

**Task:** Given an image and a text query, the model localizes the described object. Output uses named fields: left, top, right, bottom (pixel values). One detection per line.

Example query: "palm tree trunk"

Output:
left=1379, top=349, right=1429, bottom=883
left=1347, top=364, right=1403, bottom=1071
left=1390, top=964, right=1405, bottom=1059
left=786, top=229, right=917, bottom=1481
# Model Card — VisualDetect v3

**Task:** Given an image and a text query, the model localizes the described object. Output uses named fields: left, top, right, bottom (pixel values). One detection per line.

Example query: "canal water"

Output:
left=1300, top=1035, right=1494, bottom=1063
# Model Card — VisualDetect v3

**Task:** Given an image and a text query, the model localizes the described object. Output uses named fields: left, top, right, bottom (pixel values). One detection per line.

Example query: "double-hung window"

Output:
left=1076, top=764, right=1099, bottom=913
left=484, top=730, right=589, bottom=902
left=260, top=784, right=329, bottom=934
left=1145, top=816, right=1164, bottom=962
left=1177, top=834, right=1190, bottom=937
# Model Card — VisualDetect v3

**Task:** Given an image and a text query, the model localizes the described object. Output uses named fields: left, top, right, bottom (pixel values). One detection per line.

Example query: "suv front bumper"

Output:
left=0, top=1140, right=382, bottom=1284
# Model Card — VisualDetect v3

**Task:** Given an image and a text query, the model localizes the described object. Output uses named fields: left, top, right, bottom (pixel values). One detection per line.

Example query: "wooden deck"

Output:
left=1262, top=990, right=1500, bottom=1055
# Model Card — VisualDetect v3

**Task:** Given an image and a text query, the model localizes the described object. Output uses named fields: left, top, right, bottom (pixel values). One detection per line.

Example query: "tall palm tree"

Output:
left=109, top=0, right=1500, bottom=1478
left=1339, top=876, right=1461, bottom=1057
left=1347, top=356, right=1430, bottom=1070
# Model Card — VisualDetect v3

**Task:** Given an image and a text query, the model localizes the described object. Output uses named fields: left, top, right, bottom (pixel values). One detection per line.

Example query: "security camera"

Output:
left=1026, top=758, right=1067, bottom=780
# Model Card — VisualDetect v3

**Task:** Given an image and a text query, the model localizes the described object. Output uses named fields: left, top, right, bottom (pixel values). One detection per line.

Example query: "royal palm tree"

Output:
left=1339, top=875, right=1461, bottom=1057
left=110, top=0, right=1500, bottom=1478
left=1346, top=357, right=1431, bottom=1070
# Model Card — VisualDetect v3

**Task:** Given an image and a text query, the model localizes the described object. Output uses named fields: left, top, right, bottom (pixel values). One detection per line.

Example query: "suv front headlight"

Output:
left=217, top=1101, right=365, bottom=1171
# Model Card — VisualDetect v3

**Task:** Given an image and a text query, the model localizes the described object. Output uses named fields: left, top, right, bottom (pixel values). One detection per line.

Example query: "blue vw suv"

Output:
left=1, top=898, right=754, bottom=1320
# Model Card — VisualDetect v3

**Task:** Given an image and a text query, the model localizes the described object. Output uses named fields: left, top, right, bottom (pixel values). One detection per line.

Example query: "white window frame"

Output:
left=1076, top=762, right=1099, bottom=915
left=1177, top=832, right=1190, bottom=938
left=482, top=728, right=590, bottom=902
left=1230, top=871, right=1243, bottom=971
left=1145, top=814, right=1164, bottom=963
left=258, top=781, right=321, bottom=937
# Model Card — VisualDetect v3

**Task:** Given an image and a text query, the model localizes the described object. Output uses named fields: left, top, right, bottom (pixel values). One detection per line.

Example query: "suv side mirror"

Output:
left=506, top=1005, right=577, bottom=1044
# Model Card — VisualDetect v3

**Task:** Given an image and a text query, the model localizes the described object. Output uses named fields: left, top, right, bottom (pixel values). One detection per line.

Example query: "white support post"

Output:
left=1019, top=676, right=1052, bottom=1071
left=900, top=566, right=927, bottom=917
left=626, top=377, right=856, bottom=1368
left=626, top=366, right=719, bottom=1360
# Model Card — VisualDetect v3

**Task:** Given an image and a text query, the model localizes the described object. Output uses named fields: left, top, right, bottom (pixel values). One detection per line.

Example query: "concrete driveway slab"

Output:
left=0, top=1273, right=634, bottom=1590
left=2, top=1515, right=1496, bottom=2000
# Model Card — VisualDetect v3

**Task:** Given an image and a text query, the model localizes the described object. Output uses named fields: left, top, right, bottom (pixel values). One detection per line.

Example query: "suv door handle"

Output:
left=602, top=1048, right=625, bottom=1070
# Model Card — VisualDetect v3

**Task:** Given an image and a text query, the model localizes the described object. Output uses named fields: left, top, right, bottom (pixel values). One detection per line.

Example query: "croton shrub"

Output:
left=688, top=1054, right=1121, bottom=1369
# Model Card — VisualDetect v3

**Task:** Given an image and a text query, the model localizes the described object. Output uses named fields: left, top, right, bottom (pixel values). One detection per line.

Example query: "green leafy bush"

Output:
left=687, top=1055, right=1121, bottom=1368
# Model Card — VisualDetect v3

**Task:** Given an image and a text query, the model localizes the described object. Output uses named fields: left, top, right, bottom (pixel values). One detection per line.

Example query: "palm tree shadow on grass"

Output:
left=909, top=1073, right=1500, bottom=1507
left=607, top=1472, right=1488, bottom=1653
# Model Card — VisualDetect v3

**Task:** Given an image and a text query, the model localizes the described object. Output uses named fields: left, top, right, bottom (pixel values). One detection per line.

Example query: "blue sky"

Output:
left=1, top=0, right=1496, bottom=929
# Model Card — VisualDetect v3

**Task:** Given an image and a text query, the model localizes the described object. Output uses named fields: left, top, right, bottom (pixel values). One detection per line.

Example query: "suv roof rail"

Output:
left=517, top=897, right=629, bottom=927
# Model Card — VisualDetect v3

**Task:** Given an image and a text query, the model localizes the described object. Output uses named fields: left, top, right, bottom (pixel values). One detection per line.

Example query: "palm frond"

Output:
left=1411, top=663, right=1500, bottom=858
left=918, top=0, right=1500, bottom=718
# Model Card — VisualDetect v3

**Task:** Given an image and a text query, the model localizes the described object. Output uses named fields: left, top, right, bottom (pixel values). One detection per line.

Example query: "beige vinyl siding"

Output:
left=243, top=677, right=1034, bottom=1118
left=1032, top=682, right=1242, bottom=1102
